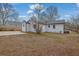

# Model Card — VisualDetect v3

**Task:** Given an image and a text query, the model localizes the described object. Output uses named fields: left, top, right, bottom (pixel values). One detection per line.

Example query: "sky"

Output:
left=12, top=3, right=79, bottom=21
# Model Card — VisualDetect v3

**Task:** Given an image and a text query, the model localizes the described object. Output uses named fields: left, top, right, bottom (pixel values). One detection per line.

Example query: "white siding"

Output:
left=29, top=24, right=36, bottom=32
left=26, top=21, right=36, bottom=32
left=26, top=24, right=31, bottom=32
left=55, top=24, right=64, bottom=33
left=42, top=24, right=64, bottom=33
left=22, top=21, right=64, bottom=33
left=22, top=22, right=27, bottom=32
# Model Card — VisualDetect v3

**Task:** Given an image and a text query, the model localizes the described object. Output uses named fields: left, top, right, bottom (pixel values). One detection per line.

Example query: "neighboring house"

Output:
left=22, top=18, right=65, bottom=33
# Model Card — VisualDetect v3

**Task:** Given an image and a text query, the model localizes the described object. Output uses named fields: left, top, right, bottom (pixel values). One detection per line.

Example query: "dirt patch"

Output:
left=0, top=31, right=25, bottom=36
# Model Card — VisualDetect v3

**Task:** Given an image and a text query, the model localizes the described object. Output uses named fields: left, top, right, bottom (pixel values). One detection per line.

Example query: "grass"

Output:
left=0, top=32, right=79, bottom=55
left=0, top=25, right=21, bottom=31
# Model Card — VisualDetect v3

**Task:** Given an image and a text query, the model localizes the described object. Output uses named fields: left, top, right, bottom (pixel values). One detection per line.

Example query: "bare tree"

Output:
left=31, top=4, right=44, bottom=34
left=0, top=3, right=19, bottom=25
left=70, top=15, right=79, bottom=32
left=28, top=4, right=58, bottom=34
left=46, top=6, right=58, bottom=21
left=40, top=6, right=58, bottom=24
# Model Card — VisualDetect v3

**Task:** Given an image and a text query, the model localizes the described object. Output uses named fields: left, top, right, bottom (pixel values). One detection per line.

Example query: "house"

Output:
left=21, top=17, right=65, bottom=33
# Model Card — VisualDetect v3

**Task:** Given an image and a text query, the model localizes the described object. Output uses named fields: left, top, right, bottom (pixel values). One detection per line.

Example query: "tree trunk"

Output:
left=36, top=23, right=40, bottom=34
left=36, top=10, right=41, bottom=34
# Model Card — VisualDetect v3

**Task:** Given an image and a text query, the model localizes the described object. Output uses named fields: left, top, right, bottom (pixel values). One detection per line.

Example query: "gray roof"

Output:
left=22, top=15, right=65, bottom=24
left=47, top=20, right=65, bottom=24
left=23, top=19, right=65, bottom=25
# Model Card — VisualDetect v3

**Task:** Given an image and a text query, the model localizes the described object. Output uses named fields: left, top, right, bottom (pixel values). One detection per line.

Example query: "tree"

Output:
left=39, top=6, right=58, bottom=24
left=31, top=4, right=44, bottom=34
left=70, top=15, right=79, bottom=32
left=0, top=3, right=19, bottom=25
left=28, top=4, right=58, bottom=34
left=46, top=6, right=58, bottom=21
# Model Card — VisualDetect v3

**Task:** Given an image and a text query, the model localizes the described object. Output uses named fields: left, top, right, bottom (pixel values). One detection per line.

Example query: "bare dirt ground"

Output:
left=0, top=32, right=79, bottom=56
left=0, top=31, right=25, bottom=36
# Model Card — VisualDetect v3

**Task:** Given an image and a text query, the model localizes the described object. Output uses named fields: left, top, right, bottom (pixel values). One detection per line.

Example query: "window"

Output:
left=48, top=25, right=50, bottom=28
left=53, top=24, right=55, bottom=29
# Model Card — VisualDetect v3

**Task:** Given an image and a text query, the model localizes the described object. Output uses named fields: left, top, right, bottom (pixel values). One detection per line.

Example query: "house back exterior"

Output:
left=42, top=24, right=64, bottom=33
left=22, top=19, right=65, bottom=33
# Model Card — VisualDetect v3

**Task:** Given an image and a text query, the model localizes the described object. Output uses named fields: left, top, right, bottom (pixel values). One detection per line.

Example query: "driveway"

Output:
left=0, top=31, right=25, bottom=36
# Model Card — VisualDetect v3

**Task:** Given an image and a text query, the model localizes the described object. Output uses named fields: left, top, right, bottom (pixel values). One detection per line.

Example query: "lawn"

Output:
left=0, top=32, right=79, bottom=56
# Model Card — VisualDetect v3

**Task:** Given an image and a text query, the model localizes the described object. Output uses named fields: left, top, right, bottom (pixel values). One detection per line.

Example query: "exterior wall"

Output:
left=22, top=22, right=64, bottom=33
left=26, top=21, right=36, bottom=32
left=22, top=22, right=27, bottom=32
left=42, top=24, right=64, bottom=33
left=55, top=24, right=64, bottom=33
left=28, top=24, right=36, bottom=32
left=26, top=24, right=31, bottom=32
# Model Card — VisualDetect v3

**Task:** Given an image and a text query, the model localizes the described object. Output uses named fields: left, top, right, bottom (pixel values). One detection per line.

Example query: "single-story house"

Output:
left=21, top=17, right=65, bottom=33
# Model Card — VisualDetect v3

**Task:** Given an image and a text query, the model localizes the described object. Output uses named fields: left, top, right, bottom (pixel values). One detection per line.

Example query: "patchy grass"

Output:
left=0, top=25, right=21, bottom=31
left=0, top=32, right=79, bottom=55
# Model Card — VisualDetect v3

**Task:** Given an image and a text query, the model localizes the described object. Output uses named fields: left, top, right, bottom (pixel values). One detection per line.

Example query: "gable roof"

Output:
left=22, top=15, right=37, bottom=24
left=22, top=15, right=65, bottom=24
left=24, top=20, right=65, bottom=24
